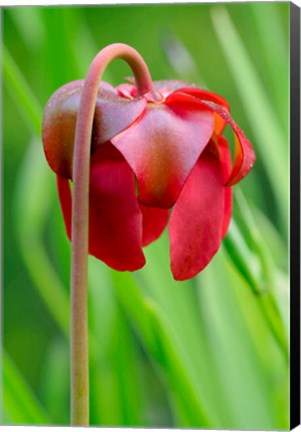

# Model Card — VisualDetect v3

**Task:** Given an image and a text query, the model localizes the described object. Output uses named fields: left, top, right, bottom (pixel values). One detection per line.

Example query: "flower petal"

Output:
left=218, top=136, right=233, bottom=237
left=43, top=80, right=84, bottom=179
left=206, top=101, right=255, bottom=186
left=139, top=204, right=169, bottom=246
left=112, top=103, right=214, bottom=208
left=42, top=80, right=146, bottom=179
left=88, top=145, right=145, bottom=271
left=57, top=144, right=145, bottom=272
left=178, top=87, right=230, bottom=134
left=169, top=151, right=224, bottom=281
left=167, top=91, right=255, bottom=185
left=57, top=175, right=72, bottom=238
left=93, top=90, right=146, bottom=150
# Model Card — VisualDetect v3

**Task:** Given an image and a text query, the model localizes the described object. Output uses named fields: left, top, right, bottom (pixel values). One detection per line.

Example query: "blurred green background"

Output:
left=2, top=2, right=290, bottom=428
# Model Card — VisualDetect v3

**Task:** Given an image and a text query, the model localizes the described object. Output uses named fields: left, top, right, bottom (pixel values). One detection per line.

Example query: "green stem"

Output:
left=70, top=43, right=154, bottom=426
left=258, top=292, right=288, bottom=362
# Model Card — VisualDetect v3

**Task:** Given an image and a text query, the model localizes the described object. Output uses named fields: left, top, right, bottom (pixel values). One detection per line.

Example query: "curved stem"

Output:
left=70, top=43, right=153, bottom=426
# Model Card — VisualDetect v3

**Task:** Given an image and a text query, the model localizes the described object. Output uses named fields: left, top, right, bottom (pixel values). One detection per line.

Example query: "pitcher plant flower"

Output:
left=42, top=49, right=255, bottom=282
left=42, top=43, right=255, bottom=425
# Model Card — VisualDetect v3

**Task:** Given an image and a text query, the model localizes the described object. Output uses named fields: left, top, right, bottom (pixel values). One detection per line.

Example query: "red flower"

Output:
left=42, top=78, right=255, bottom=280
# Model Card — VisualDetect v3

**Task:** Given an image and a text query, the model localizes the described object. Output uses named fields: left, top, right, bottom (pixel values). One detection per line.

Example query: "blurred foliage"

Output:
left=2, top=3, right=289, bottom=428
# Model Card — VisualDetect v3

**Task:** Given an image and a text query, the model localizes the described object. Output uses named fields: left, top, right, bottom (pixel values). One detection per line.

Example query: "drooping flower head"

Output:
left=42, top=44, right=255, bottom=281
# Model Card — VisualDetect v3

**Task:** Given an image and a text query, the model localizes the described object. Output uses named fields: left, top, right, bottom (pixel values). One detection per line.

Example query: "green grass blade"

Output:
left=136, top=236, right=229, bottom=426
left=39, top=339, right=69, bottom=425
left=223, top=220, right=262, bottom=294
left=9, top=8, right=46, bottom=52
left=88, top=260, right=144, bottom=426
left=250, top=3, right=288, bottom=132
left=3, top=45, right=42, bottom=134
left=197, top=250, right=289, bottom=429
left=145, top=300, right=212, bottom=427
left=113, top=306, right=144, bottom=426
left=211, top=6, right=288, bottom=233
left=234, top=191, right=288, bottom=358
left=110, top=270, right=155, bottom=349
left=4, top=45, right=70, bottom=335
left=223, top=190, right=288, bottom=359
left=110, top=267, right=217, bottom=426
left=3, top=351, right=50, bottom=425
left=14, top=139, right=70, bottom=335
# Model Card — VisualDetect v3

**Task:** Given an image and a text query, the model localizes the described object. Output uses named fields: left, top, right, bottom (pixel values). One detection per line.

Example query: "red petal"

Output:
left=218, top=136, right=233, bottom=237
left=42, top=80, right=84, bottom=179
left=168, top=91, right=255, bottom=185
left=223, top=185, right=233, bottom=238
left=57, top=144, right=145, bottom=272
left=139, top=204, right=169, bottom=246
left=178, top=87, right=230, bottom=110
left=88, top=145, right=145, bottom=271
left=179, top=87, right=230, bottom=134
left=93, top=90, right=146, bottom=150
left=208, top=101, right=255, bottom=185
left=112, top=103, right=214, bottom=208
left=169, top=151, right=224, bottom=281
left=57, top=175, right=72, bottom=238
left=42, top=80, right=146, bottom=179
